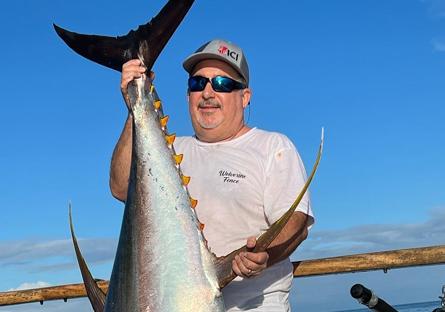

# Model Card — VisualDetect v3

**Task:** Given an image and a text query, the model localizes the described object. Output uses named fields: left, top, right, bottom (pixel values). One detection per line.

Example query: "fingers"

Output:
left=232, top=236, right=268, bottom=278
left=246, top=236, right=256, bottom=250
left=232, top=251, right=269, bottom=278
left=121, top=59, right=147, bottom=92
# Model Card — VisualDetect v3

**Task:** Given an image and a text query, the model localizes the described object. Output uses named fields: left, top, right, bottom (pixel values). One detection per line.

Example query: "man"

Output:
left=110, top=39, right=314, bottom=311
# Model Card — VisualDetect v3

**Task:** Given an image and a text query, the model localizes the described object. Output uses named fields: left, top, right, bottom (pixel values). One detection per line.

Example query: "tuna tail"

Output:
left=53, top=0, right=195, bottom=71
left=69, top=204, right=106, bottom=312
left=216, top=129, right=325, bottom=289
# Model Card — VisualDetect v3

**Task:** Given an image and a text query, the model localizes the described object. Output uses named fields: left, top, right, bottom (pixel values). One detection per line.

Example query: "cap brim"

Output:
left=183, top=52, right=247, bottom=82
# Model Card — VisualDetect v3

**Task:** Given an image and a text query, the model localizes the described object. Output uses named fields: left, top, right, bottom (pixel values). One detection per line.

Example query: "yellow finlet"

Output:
left=150, top=84, right=155, bottom=94
left=165, top=133, right=176, bottom=146
left=160, top=115, right=169, bottom=128
left=181, top=175, right=191, bottom=186
left=190, top=197, right=198, bottom=209
left=154, top=100, right=162, bottom=110
left=199, top=222, right=205, bottom=231
left=173, top=154, right=183, bottom=165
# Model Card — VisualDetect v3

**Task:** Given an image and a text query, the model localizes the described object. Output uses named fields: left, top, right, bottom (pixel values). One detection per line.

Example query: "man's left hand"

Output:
left=232, top=237, right=269, bottom=278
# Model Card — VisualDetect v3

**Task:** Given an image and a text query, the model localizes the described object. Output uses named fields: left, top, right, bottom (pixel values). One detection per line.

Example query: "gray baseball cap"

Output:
left=183, top=39, right=250, bottom=85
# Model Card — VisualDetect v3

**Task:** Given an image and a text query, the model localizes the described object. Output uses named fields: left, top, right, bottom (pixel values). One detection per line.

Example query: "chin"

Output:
left=197, top=119, right=223, bottom=130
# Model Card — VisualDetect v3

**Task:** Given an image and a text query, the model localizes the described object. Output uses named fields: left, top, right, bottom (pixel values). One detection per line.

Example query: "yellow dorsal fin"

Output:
left=173, top=154, right=183, bottom=165
left=190, top=197, right=198, bottom=209
left=199, top=222, right=205, bottom=231
left=160, top=115, right=169, bottom=128
left=181, top=175, right=191, bottom=186
left=154, top=100, right=162, bottom=110
left=165, top=133, right=176, bottom=146
left=150, top=84, right=155, bottom=94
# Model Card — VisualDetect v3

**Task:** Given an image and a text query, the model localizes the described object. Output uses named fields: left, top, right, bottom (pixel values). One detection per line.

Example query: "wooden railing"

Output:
left=292, top=245, right=445, bottom=277
left=1, top=245, right=444, bottom=306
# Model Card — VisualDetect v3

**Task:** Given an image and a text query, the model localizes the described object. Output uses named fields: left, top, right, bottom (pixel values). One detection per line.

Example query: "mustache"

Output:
left=198, top=99, right=221, bottom=108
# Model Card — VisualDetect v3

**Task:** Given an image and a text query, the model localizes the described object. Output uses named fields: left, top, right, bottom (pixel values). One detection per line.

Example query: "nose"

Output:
left=201, top=80, right=215, bottom=99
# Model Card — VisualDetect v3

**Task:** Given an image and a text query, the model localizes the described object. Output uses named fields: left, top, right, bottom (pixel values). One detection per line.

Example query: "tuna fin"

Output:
left=181, top=174, right=191, bottom=186
left=54, top=0, right=195, bottom=71
left=190, top=197, right=198, bottom=209
left=165, top=133, right=176, bottom=146
left=69, top=204, right=106, bottom=312
left=173, top=153, right=184, bottom=165
left=160, top=115, right=169, bottom=129
left=215, top=128, right=324, bottom=289
left=198, top=222, right=205, bottom=231
left=154, top=100, right=162, bottom=110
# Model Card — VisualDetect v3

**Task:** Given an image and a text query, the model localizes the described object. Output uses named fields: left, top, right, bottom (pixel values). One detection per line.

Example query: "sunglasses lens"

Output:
left=188, top=76, right=208, bottom=92
left=188, top=76, right=246, bottom=93
left=212, top=76, right=234, bottom=92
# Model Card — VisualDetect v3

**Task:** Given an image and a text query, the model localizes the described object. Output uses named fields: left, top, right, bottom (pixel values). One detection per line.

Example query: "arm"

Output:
left=109, top=114, right=133, bottom=202
left=266, top=211, right=309, bottom=266
left=109, top=59, right=147, bottom=202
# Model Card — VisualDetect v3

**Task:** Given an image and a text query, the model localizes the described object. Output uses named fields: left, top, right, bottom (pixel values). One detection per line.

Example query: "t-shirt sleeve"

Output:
left=263, top=136, right=314, bottom=228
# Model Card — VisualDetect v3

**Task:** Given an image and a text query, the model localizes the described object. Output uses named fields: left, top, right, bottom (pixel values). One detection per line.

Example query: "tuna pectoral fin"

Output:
left=53, top=0, right=195, bottom=72
left=216, top=129, right=324, bottom=289
left=69, top=205, right=106, bottom=312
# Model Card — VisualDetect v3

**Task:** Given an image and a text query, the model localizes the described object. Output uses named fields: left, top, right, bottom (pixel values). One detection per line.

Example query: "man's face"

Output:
left=187, top=59, right=251, bottom=143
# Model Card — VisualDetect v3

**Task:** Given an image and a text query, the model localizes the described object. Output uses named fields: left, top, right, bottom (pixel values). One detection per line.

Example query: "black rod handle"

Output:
left=350, top=284, right=398, bottom=312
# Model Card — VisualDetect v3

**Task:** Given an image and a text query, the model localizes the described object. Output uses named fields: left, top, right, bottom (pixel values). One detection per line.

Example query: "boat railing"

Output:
left=0, top=244, right=444, bottom=307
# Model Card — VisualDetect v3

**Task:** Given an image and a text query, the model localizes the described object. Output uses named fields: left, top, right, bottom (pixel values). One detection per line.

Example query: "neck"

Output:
left=196, top=124, right=251, bottom=143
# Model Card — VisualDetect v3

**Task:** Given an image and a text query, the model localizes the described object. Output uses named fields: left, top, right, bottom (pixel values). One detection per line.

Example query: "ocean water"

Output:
left=337, top=300, right=443, bottom=312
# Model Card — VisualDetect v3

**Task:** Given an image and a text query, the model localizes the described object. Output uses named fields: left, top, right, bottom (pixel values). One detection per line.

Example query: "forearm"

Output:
left=109, top=113, right=133, bottom=202
left=266, top=211, right=309, bottom=266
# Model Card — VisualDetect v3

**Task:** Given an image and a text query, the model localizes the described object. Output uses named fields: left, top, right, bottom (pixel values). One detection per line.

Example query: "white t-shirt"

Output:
left=174, top=128, right=313, bottom=312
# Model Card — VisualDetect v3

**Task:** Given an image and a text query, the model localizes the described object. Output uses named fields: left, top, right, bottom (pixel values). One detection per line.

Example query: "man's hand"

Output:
left=120, top=59, right=154, bottom=108
left=232, top=237, right=269, bottom=278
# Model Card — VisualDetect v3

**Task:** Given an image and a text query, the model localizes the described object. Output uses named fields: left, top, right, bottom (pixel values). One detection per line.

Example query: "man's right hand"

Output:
left=121, top=59, right=154, bottom=108
left=121, top=59, right=147, bottom=91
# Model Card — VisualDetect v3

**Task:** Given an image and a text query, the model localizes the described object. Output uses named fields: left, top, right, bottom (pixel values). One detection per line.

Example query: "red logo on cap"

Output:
left=218, top=45, right=239, bottom=62
left=218, top=45, right=228, bottom=55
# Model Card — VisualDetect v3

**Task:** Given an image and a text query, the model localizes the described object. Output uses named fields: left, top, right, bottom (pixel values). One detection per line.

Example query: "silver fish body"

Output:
left=104, top=76, right=225, bottom=312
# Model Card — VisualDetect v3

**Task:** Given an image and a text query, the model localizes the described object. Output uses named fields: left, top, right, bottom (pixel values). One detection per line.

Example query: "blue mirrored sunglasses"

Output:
left=188, top=75, right=247, bottom=93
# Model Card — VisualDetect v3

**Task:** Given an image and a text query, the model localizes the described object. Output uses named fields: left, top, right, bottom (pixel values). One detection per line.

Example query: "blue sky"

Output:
left=0, top=0, right=444, bottom=311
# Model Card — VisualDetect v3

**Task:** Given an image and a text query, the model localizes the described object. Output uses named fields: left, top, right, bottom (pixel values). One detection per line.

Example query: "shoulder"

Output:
left=249, top=129, right=306, bottom=174
left=248, top=128, right=297, bottom=152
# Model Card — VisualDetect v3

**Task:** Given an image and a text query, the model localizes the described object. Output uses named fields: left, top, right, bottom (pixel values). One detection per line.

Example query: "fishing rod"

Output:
left=351, top=283, right=445, bottom=312
left=350, top=284, right=398, bottom=312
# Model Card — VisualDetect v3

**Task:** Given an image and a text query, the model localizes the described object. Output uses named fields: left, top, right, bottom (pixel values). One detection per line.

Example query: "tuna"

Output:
left=56, top=1, right=323, bottom=311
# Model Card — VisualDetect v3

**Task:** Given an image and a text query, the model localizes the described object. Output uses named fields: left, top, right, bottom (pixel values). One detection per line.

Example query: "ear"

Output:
left=241, top=88, right=251, bottom=109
